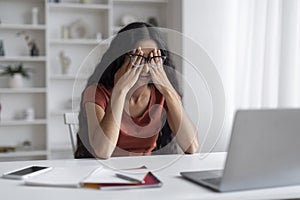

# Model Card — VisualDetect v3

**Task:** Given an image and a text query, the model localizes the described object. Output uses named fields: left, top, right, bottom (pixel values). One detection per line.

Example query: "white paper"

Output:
left=25, top=165, right=149, bottom=187
left=25, top=166, right=100, bottom=187
left=83, top=168, right=130, bottom=183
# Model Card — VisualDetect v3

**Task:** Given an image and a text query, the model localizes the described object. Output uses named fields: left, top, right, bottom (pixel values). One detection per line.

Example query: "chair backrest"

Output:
left=64, top=112, right=79, bottom=155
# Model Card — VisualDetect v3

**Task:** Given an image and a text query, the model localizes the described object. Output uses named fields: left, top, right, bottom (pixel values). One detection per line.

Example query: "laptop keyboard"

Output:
left=181, top=169, right=224, bottom=188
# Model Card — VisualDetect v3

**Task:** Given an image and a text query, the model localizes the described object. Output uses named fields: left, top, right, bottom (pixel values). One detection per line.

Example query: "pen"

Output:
left=115, top=173, right=144, bottom=183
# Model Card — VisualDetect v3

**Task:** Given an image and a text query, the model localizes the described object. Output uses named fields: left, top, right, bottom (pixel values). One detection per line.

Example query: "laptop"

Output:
left=181, top=109, right=300, bottom=192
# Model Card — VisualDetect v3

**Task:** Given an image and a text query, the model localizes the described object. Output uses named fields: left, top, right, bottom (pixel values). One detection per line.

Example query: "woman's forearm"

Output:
left=89, top=62, right=143, bottom=158
left=163, top=89, right=199, bottom=153
left=90, top=88, right=127, bottom=158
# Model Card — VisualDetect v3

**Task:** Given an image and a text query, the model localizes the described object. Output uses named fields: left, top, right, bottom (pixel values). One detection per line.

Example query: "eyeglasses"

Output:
left=126, top=53, right=167, bottom=67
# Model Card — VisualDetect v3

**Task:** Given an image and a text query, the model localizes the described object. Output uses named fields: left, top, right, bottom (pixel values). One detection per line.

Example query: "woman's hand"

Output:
left=149, top=49, right=175, bottom=96
left=114, top=48, right=144, bottom=93
left=149, top=49, right=199, bottom=153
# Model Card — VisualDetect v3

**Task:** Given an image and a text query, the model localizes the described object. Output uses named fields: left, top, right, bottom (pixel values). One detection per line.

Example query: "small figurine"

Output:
left=59, top=51, right=71, bottom=74
left=0, top=102, right=2, bottom=121
left=0, top=40, right=5, bottom=56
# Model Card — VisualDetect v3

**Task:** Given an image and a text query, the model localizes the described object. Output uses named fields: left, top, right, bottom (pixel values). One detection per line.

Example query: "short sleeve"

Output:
left=82, top=84, right=110, bottom=111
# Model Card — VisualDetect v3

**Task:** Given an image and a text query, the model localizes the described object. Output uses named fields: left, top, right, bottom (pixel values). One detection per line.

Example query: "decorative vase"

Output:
left=32, top=7, right=39, bottom=25
left=30, top=43, right=39, bottom=56
left=0, top=40, right=5, bottom=56
left=8, top=74, right=23, bottom=88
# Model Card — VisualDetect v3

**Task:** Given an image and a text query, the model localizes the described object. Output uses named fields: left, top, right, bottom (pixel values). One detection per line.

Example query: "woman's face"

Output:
left=115, top=39, right=158, bottom=87
left=133, top=39, right=158, bottom=84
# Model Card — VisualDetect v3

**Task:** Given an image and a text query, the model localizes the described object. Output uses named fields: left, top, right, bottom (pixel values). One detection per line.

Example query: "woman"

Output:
left=75, top=22, right=198, bottom=159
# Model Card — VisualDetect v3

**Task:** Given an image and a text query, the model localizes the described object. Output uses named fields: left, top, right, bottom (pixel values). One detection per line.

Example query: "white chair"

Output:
left=64, top=112, right=79, bottom=155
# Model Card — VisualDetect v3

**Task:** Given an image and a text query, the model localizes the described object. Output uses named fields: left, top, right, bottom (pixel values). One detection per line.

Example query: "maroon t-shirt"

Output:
left=82, top=83, right=167, bottom=156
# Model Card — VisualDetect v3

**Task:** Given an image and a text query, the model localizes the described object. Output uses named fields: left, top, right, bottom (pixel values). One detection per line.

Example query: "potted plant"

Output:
left=0, top=63, right=31, bottom=88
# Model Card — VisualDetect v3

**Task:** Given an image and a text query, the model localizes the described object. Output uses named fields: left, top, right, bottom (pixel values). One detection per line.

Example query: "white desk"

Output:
left=0, top=152, right=300, bottom=200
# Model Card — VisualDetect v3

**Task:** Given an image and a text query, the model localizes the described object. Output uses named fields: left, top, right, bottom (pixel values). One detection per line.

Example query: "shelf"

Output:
left=50, top=74, right=88, bottom=80
left=113, top=0, right=168, bottom=3
left=0, top=88, right=47, bottom=93
left=50, top=143, right=72, bottom=151
left=0, top=24, right=46, bottom=31
left=51, top=110, right=79, bottom=116
left=0, top=56, right=47, bottom=62
left=48, top=2, right=110, bottom=10
left=49, top=39, right=100, bottom=45
left=0, top=119, right=47, bottom=126
left=0, top=150, right=47, bottom=158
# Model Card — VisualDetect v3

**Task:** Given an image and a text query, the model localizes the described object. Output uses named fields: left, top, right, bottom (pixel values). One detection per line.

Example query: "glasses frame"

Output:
left=126, top=53, right=167, bottom=66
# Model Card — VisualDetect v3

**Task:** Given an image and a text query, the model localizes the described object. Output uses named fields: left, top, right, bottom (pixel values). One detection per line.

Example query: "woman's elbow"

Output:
left=185, top=141, right=199, bottom=154
left=94, top=149, right=112, bottom=159
left=91, top=143, right=114, bottom=159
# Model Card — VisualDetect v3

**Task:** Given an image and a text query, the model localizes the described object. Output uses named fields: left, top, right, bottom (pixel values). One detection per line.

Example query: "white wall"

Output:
left=182, top=0, right=238, bottom=152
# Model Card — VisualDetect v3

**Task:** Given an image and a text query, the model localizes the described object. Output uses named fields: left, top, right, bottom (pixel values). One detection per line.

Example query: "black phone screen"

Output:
left=9, top=166, right=48, bottom=176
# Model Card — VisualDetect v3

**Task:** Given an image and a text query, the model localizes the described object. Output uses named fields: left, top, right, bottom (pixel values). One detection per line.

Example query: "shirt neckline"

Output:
left=124, top=85, right=155, bottom=120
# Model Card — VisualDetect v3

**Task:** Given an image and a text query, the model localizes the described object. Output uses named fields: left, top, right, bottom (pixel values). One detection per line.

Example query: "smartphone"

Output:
left=2, top=166, right=52, bottom=180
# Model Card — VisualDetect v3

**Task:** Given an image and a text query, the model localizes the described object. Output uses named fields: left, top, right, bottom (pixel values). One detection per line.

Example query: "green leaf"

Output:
left=0, top=63, right=31, bottom=79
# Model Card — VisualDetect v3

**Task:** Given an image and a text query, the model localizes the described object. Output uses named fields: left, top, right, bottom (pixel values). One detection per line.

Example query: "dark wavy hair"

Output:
left=75, top=22, right=181, bottom=158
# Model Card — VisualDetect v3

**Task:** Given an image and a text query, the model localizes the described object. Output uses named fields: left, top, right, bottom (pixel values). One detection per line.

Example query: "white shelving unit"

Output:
left=0, top=88, right=47, bottom=93
left=0, top=0, right=47, bottom=161
left=0, top=56, right=47, bottom=62
left=48, top=2, right=110, bottom=10
left=50, top=74, right=87, bottom=79
left=49, top=39, right=100, bottom=45
left=111, top=0, right=169, bottom=34
left=0, top=119, right=47, bottom=126
left=0, top=150, right=48, bottom=160
left=47, top=0, right=110, bottom=159
left=0, top=24, right=46, bottom=30
left=113, top=0, right=168, bottom=2
left=0, top=0, right=181, bottom=161
left=50, top=109, right=77, bottom=116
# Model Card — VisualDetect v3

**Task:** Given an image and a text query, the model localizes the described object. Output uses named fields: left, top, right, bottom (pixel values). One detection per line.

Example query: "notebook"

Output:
left=25, top=165, right=162, bottom=190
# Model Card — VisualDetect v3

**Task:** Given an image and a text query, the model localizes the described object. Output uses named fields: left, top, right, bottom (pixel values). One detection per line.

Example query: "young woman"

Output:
left=75, top=22, right=198, bottom=159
